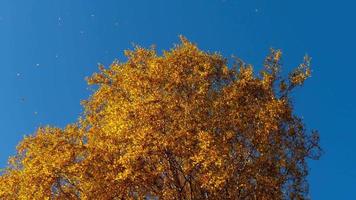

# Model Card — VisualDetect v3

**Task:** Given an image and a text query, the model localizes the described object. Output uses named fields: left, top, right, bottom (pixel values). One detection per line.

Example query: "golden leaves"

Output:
left=0, top=37, right=320, bottom=199
left=289, top=55, right=312, bottom=86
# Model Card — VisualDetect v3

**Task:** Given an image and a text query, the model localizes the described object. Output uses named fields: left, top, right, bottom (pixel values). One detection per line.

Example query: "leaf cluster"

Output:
left=0, top=37, right=321, bottom=199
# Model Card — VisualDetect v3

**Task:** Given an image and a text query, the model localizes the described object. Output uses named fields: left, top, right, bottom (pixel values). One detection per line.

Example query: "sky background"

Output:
left=0, top=0, right=355, bottom=199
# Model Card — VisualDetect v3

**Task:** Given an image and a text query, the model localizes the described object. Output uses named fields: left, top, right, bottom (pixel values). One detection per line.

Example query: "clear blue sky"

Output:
left=0, top=0, right=355, bottom=198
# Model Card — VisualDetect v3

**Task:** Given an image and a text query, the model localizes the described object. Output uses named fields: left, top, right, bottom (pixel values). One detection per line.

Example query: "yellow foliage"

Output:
left=0, top=37, right=320, bottom=199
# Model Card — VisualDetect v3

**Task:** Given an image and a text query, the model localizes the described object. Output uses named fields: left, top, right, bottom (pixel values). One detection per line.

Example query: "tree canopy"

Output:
left=0, top=37, right=321, bottom=199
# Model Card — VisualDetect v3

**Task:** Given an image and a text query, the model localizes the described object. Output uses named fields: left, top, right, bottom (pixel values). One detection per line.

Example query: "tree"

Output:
left=0, top=37, right=321, bottom=199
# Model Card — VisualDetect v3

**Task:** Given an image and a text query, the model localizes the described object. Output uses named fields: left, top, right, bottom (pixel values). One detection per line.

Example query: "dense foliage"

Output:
left=0, top=37, right=320, bottom=199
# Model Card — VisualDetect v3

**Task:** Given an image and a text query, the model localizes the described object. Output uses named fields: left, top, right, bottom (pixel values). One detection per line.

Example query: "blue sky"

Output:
left=0, top=0, right=355, bottom=198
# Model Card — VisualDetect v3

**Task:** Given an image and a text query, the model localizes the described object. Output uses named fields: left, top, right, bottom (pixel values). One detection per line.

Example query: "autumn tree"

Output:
left=0, top=37, right=321, bottom=199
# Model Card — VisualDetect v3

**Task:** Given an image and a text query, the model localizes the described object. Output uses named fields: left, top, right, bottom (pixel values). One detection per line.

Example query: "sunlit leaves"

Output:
left=0, top=37, right=320, bottom=199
